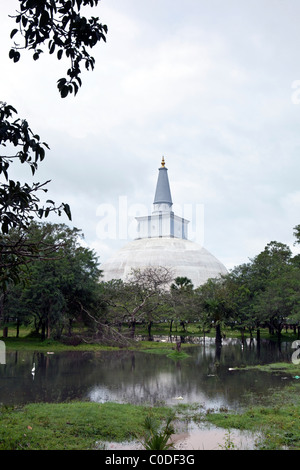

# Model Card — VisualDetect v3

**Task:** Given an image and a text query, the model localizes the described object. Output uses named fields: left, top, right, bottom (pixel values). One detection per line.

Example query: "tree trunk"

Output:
left=47, top=318, right=51, bottom=339
left=47, top=303, right=52, bottom=339
left=16, top=319, right=20, bottom=338
left=215, top=323, right=222, bottom=344
left=0, top=294, right=5, bottom=327
left=276, top=325, right=282, bottom=343
left=147, top=321, right=153, bottom=340
left=41, top=322, right=46, bottom=341
left=240, top=328, right=245, bottom=343
left=256, top=327, right=260, bottom=343
left=130, top=320, right=136, bottom=338
left=68, top=318, right=73, bottom=336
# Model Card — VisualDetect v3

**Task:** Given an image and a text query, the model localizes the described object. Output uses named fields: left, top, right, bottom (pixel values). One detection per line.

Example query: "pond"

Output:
left=0, top=337, right=294, bottom=410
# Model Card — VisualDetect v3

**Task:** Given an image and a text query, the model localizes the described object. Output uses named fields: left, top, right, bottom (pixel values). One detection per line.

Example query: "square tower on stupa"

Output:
left=135, top=157, right=189, bottom=240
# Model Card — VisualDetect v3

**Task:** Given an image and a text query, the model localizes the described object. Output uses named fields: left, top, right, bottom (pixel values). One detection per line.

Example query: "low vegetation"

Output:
left=0, top=402, right=172, bottom=450
left=205, top=380, right=300, bottom=450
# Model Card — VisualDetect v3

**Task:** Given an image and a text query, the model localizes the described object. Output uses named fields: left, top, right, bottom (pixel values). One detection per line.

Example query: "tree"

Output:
left=196, top=276, right=232, bottom=344
left=0, top=102, right=72, bottom=287
left=223, top=237, right=299, bottom=342
left=125, top=267, right=173, bottom=337
left=225, top=263, right=261, bottom=340
left=293, top=224, right=300, bottom=245
left=170, top=277, right=194, bottom=333
left=9, top=0, right=108, bottom=97
left=101, top=267, right=173, bottom=338
left=250, top=241, right=292, bottom=290
left=2, top=222, right=102, bottom=340
left=254, top=266, right=300, bottom=341
left=171, top=277, right=194, bottom=291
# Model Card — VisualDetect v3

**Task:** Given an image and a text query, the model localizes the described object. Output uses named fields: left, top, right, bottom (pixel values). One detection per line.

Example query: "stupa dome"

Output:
left=101, top=237, right=227, bottom=287
left=101, top=158, right=227, bottom=287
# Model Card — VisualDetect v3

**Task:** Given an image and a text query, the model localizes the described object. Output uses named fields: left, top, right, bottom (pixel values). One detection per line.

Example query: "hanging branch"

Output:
left=9, top=0, right=108, bottom=97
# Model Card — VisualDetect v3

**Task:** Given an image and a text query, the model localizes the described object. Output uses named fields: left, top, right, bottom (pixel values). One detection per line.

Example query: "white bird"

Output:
left=31, top=363, right=35, bottom=374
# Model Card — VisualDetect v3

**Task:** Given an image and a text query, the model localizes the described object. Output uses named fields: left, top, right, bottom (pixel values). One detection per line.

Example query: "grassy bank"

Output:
left=0, top=402, right=173, bottom=450
left=2, top=322, right=298, bottom=353
left=205, top=380, right=300, bottom=450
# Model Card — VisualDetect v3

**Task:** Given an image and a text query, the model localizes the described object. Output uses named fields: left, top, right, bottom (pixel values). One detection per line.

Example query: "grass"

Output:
left=135, top=339, right=192, bottom=360
left=0, top=402, right=173, bottom=450
left=205, top=379, right=300, bottom=450
left=238, top=362, right=300, bottom=377
left=140, top=349, right=190, bottom=360
left=3, top=335, right=120, bottom=352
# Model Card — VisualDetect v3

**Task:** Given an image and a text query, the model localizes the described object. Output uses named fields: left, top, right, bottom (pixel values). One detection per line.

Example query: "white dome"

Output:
left=101, top=237, right=227, bottom=287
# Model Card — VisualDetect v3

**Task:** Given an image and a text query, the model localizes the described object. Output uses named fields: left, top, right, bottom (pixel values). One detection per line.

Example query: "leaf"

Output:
left=22, top=16, right=28, bottom=28
left=57, top=77, right=67, bottom=87
left=63, top=203, right=72, bottom=220
left=60, top=85, right=70, bottom=98
left=49, top=41, right=55, bottom=54
left=10, top=29, right=18, bottom=39
left=13, top=51, right=20, bottom=63
left=73, top=82, right=79, bottom=95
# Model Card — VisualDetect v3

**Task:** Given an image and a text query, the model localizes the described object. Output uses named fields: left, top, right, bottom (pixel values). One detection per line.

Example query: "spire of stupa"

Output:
left=153, top=157, right=173, bottom=212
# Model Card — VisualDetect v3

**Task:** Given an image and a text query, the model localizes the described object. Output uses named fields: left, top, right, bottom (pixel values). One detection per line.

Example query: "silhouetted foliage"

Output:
left=9, top=0, right=108, bottom=97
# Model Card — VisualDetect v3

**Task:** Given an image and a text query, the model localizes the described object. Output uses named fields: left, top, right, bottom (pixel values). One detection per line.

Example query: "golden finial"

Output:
left=161, top=156, right=165, bottom=167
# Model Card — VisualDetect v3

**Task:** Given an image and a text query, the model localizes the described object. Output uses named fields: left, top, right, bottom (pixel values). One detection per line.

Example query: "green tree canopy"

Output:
left=196, top=276, right=233, bottom=343
left=2, top=222, right=102, bottom=339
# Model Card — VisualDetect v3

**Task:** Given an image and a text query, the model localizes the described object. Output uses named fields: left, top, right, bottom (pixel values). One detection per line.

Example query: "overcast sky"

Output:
left=1, top=0, right=300, bottom=270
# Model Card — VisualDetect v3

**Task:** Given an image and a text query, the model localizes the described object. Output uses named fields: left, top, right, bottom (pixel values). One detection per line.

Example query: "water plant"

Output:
left=218, top=430, right=236, bottom=450
left=138, top=412, right=176, bottom=450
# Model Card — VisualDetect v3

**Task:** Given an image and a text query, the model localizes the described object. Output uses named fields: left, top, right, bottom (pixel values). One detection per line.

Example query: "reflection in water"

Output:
left=0, top=338, right=294, bottom=410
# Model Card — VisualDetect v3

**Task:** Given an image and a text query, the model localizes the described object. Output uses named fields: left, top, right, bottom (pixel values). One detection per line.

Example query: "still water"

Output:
left=0, top=337, right=294, bottom=410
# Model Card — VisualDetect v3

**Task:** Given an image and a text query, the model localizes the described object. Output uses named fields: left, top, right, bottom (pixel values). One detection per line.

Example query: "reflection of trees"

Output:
left=0, top=339, right=294, bottom=407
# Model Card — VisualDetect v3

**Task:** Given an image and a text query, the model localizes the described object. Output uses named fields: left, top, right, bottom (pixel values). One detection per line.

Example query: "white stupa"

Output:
left=101, top=158, right=227, bottom=287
